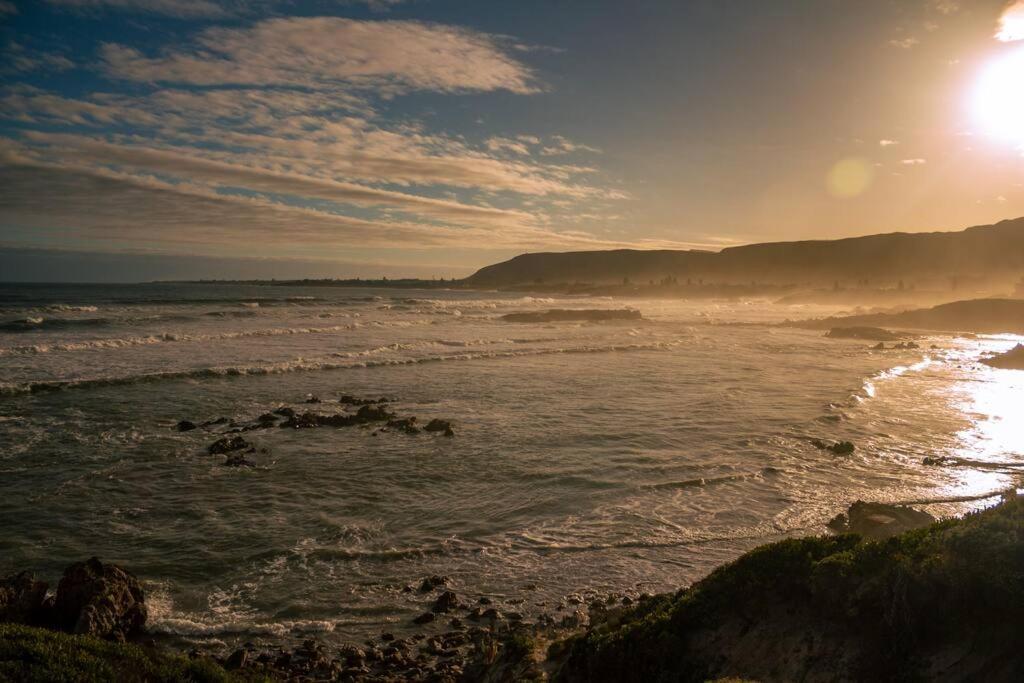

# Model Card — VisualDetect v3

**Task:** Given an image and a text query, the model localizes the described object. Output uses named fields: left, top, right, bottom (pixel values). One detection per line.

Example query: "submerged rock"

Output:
left=922, top=455, right=958, bottom=466
left=355, top=404, right=395, bottom=421
left=387, top=417, right=420, bottom=434
left=419, top=575, right=450, bottom=593
left=811, top=439, right=855, bottom=455
left=413, top=612, right=436, bottom=625
left=207, top=435, right=251, bottom=454
left=175, top=420, right=197, bottom=432
left=424, top=419, right=453, bottom=435
left=827, top=500, right=935, bottom=540
left=53, top=557, right=146, bottom=640
left=223, top=453, right=256, bottom=467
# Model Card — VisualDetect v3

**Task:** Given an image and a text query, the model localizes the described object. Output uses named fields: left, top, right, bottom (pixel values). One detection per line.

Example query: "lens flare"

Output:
left=971, top=46, right=1024, bottom=147
left=826, top=158, right=873, bottom=198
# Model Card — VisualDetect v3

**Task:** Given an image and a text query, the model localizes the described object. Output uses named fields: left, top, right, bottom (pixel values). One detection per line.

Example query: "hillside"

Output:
left=466, top=217, right=1024, bottom=294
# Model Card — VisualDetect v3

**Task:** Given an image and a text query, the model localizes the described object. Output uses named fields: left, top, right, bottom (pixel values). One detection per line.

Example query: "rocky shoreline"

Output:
left=2, top=495, right=971, bottom=682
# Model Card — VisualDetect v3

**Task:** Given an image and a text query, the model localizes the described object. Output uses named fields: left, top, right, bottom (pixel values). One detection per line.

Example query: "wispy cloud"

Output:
left=879, top=139, right=900, bottom=147
left=901, top=158, right=927, bottom=165
left=101, top=17, right=540, bottom=94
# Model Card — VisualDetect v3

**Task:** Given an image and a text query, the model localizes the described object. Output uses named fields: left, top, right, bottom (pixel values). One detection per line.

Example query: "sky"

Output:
left=1, top=0, right=1023, bottom=281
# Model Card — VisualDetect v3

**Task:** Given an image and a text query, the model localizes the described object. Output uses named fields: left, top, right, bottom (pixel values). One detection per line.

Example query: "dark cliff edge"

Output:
left=464, top=218, right=1024, bottom=295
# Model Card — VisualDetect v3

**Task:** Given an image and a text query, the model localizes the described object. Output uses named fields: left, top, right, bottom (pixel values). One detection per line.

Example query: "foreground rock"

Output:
left=53, top=557, right=147, bottom=641
left=982, top=343, right=1024, bottom=369
left=2, top=558, right=148, bottom=641
left=501, top=308, right=642, bottom=323
left=0, top=572, right=49, bottom=625
left=827, top=500, right=935, bottom=540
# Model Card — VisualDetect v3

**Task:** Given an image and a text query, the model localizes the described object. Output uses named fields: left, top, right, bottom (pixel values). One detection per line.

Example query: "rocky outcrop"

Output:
left=52, top=558, right=147, bottom=641
left=207, top=435, right=250, bottom=455
left=0, top=572, right=49, bottom=626
left=827, top=500, right=935, bottom=540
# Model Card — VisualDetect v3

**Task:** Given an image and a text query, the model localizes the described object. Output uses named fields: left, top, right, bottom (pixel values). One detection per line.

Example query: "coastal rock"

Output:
left=413, top=611, right=436, bottom=625
left=387, top=417, right=420, bottom=434
left=424, top=419, right=452, bottom=434
left=431, top=591, right=459, bottom=613
left=279, top=412, right=321, bottom=429
left=419, top=575, right=450, bottom=592
left=53, top=557, right=147, bottom=640
left=257, top=413, right=277, bottom=425
left=339, top=395, right=390, bottom=406
left=304, top=395, right=321, bottom=404
left=356, top=404, right=395, bottom=421
left=207, top=435, right=251, bottom=454
left=827, top=501, right=935, bottom=540
left=175, top=420, right=197, bottom=432
left=272, top=407, right=295, bottom=418
left=922, top=455, right=958, bottom=466
left=0, top=571, right=50, bottom=625
left=811, top=439, right=855, bottom=455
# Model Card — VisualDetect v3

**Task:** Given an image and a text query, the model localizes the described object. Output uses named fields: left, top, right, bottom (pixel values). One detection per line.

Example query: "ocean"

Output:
left=0, top=282, right=1020, bottom=651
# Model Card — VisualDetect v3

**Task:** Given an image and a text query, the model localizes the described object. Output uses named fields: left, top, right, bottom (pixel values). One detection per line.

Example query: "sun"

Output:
left=971, top=46, right=1024, bottom=147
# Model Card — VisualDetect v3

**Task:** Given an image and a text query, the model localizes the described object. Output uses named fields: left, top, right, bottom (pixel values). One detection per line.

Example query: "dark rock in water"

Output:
left=893, top=341, right=920, bottom=350
left=207, top=435, right=250, bottom=455
left=355, top=404, right=395, bottom=421
left=501, top=308, right=642, bottom=323
left=279, top=411, right=321, bottom=429
left=175, top=420, right=197, bottom=432
left=340, top=394, right=391, bottom=406
left=272, top=407, right=296, bottom=418
left=424, top=419, right=452, bottom=434
left=811, top=439, right=855, bottom=455
left=871, top=342, right=886, bottom=350
left=827, top=501, right=935, bottom=540
left=0, top=571, right=50, bottom=625
left=387, top=417, right=419, bottom=434
left=305, top=395, right=321, bottom=404
left=431, top=591, right=458, bottom=613
left=257, top=413, right=277, bottom=424
left=419, top=575, right=449, bottom=592
left=53, top=557, right=146, bottom=640
left=223, top=453, right=256, bottom=467
left=982, top=344, right=1024, bottom=370
left=922, top=455, right=958, bottom=466
left=413, top=611, right=436, bottom=625
left=825, top=326, right=903, bottom=341
left=201, top=417, right=229, bottom=427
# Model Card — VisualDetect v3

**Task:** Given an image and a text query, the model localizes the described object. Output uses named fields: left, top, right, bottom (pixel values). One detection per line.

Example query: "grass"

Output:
left=555, top=494, right=1024, bottom=682
left=0, top=624, right=255, bottom=683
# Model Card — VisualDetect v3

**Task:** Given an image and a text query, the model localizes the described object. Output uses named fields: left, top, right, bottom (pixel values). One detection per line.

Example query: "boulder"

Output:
left=305, top=395, right=321, bottom=404
left=175, top=420, right=197, bottom=432
left=207, top=435, right=250, bottom=454
left=0, top=571, right=49, bottom=625
left=273, top=407, right=296, bottom=418
left=827, top=501, right=936, bottom=540
left=387, top=417, right=419, bottom=434
left=419, top=575, right=449, bottom=592
left=53, top=557, right=147, bottom=640
left=431, top=591, right=458, bottom=613
left=355, top=404, right=395, bottom=421
left=413, top=611, right=436, bottom=625
left=424, top=419, right=452, bottom=434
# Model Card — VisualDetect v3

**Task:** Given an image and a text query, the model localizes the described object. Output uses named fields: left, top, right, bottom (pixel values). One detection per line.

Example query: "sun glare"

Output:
left=972, top=46, right=1024, bottom=146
